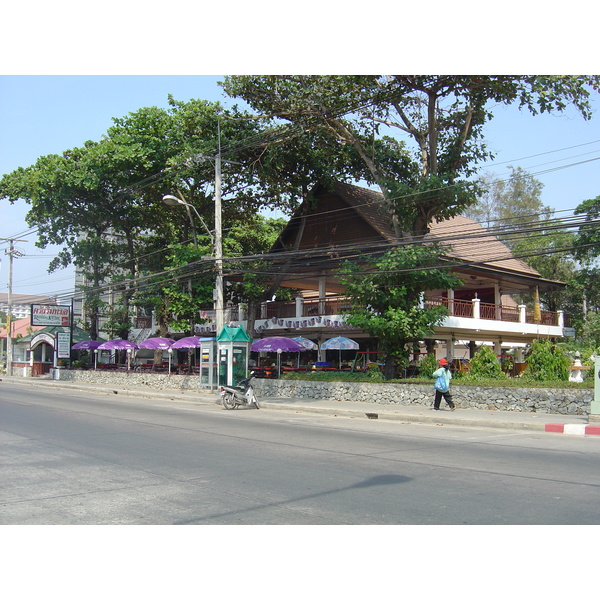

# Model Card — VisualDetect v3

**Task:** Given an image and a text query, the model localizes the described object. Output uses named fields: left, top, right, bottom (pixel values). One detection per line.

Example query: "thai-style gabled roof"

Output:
left=321, top=181, right=542, bottom=278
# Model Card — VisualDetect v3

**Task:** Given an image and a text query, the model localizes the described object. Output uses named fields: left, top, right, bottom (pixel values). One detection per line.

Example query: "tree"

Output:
left=463, top=167, right=579, bottom=312
left=338, top=244, right=462, bottom=379
left=221, top=75, right=600, bottom=237
left=574, top=194, right=600, bottom=261
left=463, top=166, right=552, bottom=243
left=522, top=339, right=570, bottom=381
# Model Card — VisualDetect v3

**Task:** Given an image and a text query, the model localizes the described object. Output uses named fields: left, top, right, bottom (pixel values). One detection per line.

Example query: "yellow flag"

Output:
left=533, top=286, right=541, bottom=322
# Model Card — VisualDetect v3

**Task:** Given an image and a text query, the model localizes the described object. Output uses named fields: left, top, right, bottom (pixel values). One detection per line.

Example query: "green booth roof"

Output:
left=216, top=325, right=251, bottom=343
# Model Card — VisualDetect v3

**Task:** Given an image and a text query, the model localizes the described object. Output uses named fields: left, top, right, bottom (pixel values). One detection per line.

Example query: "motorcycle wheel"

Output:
left=222, top=392, right=237, bottom=410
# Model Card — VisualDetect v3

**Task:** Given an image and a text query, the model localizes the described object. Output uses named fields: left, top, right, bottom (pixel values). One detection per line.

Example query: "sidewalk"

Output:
left=2, top=375, right=599, bottom=436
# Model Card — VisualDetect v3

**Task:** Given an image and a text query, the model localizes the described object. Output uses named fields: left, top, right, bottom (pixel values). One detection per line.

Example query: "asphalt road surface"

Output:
left=2, top=381, right=600, bottom=525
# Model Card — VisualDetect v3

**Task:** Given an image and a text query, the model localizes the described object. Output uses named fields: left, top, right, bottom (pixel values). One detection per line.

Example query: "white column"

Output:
left=472, top=297, right=480, bottom=320
left=519, top=304, right=527, bottom=323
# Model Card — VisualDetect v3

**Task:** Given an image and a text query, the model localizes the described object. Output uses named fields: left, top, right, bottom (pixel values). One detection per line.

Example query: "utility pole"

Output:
left=214, top=121, right=224, bottom=335
left=2, top=237, right=27, bottom=376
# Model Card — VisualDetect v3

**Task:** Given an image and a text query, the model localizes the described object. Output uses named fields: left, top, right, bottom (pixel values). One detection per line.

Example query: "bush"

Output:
left=364, top=362, right=385, bottom=381
left=417, top=353, right=438, bottom=379
left=522, top=340, right=570, bottom=381
left=464, top=345, right=506, bottom=380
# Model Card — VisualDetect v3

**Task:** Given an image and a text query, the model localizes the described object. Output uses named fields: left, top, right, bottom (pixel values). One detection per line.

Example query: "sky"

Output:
left=2, top=75, right=600, bottom=299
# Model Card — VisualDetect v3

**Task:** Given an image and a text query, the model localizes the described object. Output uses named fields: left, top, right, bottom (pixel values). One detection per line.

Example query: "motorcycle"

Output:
left=220, top=374, right=260, bottom=409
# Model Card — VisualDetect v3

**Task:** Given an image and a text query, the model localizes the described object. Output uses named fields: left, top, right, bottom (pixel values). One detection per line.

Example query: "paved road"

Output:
left=2, top=382, right=600, bottom=524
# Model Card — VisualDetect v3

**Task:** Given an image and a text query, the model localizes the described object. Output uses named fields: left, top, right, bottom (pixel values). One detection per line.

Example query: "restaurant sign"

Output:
left=31, top=304, right=71, bottom=327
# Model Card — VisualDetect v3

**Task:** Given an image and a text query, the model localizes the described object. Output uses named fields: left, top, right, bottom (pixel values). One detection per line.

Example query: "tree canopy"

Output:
left=338, top=244, right=463, bottom=379
left=221, top=75, right=600, bottom=236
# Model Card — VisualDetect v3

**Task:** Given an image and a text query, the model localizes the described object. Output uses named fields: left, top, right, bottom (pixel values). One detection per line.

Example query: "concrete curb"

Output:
left=545, top=424, right=600, bottom=436
left=260, top=401, right=549, bottom=431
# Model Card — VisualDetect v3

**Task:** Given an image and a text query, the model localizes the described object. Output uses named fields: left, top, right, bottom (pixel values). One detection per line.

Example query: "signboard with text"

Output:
left=31, top=304, right=71, bottom=327
left=57, top=332, right=71, bottom=359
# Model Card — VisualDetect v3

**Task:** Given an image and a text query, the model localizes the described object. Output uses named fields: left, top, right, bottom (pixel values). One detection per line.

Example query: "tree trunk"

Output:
left=383, top=355, right=396, bottom=380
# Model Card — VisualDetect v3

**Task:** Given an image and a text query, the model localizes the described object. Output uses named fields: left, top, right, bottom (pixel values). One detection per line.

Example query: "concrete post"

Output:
left=472, top=297, right=480, bottom=320
left=589, top=356, right=600, bottom=423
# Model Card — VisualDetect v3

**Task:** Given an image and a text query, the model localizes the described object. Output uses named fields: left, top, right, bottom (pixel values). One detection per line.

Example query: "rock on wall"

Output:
left=252, top=379, right=592, bottom=415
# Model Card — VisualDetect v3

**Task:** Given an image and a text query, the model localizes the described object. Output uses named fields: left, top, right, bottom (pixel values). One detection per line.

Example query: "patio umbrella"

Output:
left=320, top=336, right=359, bottom=367
left=97, top=339, right=138, bottom=350
left=71, top=340, right=103, bottom=350
left=292, top=336, right=318, bottom=350
left=97, top=339, right=138, bottom=370
left=138, top=337, right=176, bottom=374
left=171, top=336, right=213, bottom=349
left=292, top=336, right=318, bottom=367
left=171, top=337, right=214, bottom=375
left=251, top=337, right=306, bottom=377
left=251, top=337, right=305, bottom=353
left=320, top=336, right=359, bottom=350
left=138, top=337, right=175, bottom=350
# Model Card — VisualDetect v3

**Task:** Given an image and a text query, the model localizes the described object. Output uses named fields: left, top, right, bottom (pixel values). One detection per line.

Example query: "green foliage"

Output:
left=464, top=345, right=506, bottom=380
left=522, top=340, right=570, bottom=382
left=574, top=195, right=600, bottom=262
left=101, top=304, right=134, bottom=340
left=338, top=244, right=462, bottom=375
left=281, top=370, right=384, bottom=383
left=364, top=362, right=385, bottom=381
left=417, top=353, right=439, bottom=379
left=581, top=312, right=600, bottom=347
left=72, top=356, right=89, bottom=370
left=222, top=75, right=600, bottom=236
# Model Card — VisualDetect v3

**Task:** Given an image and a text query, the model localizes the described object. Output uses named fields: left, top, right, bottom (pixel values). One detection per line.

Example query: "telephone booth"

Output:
left=216, top=325, right=251, bottom=386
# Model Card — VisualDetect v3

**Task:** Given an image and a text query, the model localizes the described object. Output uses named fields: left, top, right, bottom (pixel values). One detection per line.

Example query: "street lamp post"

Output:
left=162, top=187, right=223, bottom=335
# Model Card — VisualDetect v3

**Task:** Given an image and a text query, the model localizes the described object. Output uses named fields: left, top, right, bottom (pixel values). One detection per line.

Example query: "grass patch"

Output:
left=280, top=371, right=594, bottom=389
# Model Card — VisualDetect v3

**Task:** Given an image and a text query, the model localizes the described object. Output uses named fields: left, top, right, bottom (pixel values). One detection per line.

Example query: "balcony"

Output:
left=229, top=295, right=566, bottom=341
left=423, top=296, right=562, bottom=327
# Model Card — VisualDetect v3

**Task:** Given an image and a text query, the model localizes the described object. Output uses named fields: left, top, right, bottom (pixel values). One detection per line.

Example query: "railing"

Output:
left=526, top=309, right=559, bottom=326
left=263, top=301, right=296, bottom=319
left=302, top=297, right=351, bottom=317
left=252, top=295, right=562, bottom=327
left=425, top=296, right=560, bottom=326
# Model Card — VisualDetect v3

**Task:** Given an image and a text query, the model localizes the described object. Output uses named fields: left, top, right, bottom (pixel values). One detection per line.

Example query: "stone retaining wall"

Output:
left=252, top=378, right=593, bottom=416
left=52, top=369, right=593, bottom=415
left=52, top=368, right=207, bottom=391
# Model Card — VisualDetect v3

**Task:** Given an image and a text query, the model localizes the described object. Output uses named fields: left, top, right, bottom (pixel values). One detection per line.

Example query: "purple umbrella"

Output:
left=97, top=339, right=139, bottom=350
left=171, top=336, right=214, bottom=349
left=251, top=337, right=306, bottom=377
left=71, top=340, right=103, bottom=350
left=138, top=337, right=175, bottom=350
left=251, top=337, right=305, bottom=353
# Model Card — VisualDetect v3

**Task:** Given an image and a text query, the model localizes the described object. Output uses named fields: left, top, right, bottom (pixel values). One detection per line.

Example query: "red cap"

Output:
left=438, top=358, right=448, bottom=365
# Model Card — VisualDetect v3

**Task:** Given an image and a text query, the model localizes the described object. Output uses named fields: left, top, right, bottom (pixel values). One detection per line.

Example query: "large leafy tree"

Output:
left=338, top=244, right=462, bottom=379
left=221, top=75, right=600, bottom=237
left=0, top=138, right=147, bottom=338
left=463, top=166, right=552, bottom=244
left=462, top=167, right=574, bottom=312
left=572, top=195, right=600, bottom=339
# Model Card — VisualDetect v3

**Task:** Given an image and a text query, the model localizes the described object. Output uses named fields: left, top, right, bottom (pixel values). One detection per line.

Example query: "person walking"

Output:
left=432, top=358, right=456, bottom=411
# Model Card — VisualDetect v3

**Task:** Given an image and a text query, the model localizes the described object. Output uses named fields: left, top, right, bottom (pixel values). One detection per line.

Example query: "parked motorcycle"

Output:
left=220, top=375, right=260, bottom=409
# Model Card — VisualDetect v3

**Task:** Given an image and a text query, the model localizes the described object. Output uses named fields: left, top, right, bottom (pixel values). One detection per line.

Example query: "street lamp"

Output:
left=162, top=192, right=223, bottom=335
left=162, top=194, right=215, bottom=249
